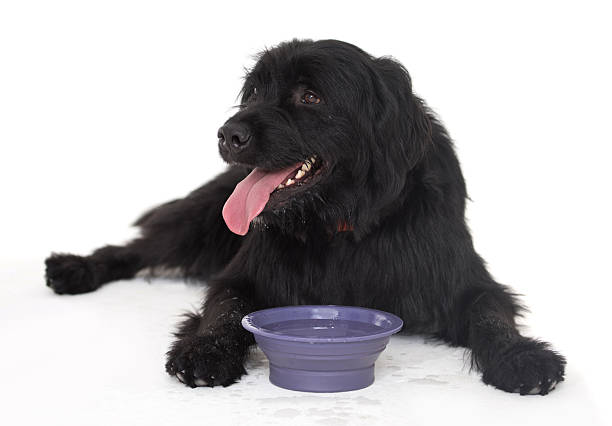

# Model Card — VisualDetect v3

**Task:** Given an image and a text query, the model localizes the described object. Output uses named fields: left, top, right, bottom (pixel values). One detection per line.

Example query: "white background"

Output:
left=1, top=1, right=610, bottom=425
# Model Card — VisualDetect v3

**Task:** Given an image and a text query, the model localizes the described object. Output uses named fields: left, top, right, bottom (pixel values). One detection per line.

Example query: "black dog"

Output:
left=45, top=39, right=565, bottom=395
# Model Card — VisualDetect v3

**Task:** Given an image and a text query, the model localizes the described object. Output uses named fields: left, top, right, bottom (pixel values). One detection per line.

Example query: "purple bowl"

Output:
left=241, top=305, right=403, bottom=392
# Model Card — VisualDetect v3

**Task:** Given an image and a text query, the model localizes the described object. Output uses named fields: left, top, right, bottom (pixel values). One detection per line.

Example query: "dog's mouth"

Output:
left=271, top=155, right=321, bottom=193
left=222, top=155, right=323, bottom=235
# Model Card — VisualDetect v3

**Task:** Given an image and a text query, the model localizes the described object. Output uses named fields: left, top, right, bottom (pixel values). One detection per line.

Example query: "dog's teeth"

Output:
left=277, top=184, right=284, bottom=189
left=286, top=179, right=294, bottom=186
left=302, top=162, right=312, bottom=172
left=295, top=170, right=305, bottom=179
left=310, top=156, right=316, bottom=164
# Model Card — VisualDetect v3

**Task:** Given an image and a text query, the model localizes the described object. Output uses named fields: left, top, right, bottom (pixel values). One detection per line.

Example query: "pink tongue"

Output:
left=222, top=164, right=300, bottom=235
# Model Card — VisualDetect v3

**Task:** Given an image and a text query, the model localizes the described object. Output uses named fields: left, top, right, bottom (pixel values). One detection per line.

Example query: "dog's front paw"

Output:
left=165, top=335, right=246, bottom=388
left=45, top=254, right=99, bottom=295
left=482, top=339, right=566, bottom=395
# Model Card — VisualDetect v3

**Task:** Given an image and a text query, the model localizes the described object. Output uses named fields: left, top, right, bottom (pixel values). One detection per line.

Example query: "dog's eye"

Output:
left=301, top=90, right=321, bottom=105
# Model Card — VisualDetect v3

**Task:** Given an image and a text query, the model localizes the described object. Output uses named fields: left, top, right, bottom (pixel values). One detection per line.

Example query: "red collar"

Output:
left=336, top=221, right=354, bottom=232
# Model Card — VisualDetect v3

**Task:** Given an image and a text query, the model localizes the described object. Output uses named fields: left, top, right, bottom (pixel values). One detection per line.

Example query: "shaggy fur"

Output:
left=45, top=39, right=565, bottom=395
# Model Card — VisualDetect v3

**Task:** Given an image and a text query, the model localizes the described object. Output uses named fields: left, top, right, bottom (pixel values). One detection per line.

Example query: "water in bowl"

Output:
left=262, top=318, right=384, bottom=339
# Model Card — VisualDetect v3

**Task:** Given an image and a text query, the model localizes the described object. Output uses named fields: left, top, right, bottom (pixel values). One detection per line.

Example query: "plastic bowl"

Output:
left=241, top=305, right=403, bottom=392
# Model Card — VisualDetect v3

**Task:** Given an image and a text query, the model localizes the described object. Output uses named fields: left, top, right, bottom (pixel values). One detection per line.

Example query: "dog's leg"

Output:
left=165, top=283, right=255, bottom=387
left=45, top=244, right=145, bottom=294
left=452, top=286, right=566, bottom=395
left=45, top=166, right=247, bottom=295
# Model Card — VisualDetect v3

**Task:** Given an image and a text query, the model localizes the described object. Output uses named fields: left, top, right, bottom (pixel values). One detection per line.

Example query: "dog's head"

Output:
left=219, top=39, right=432, bottom=237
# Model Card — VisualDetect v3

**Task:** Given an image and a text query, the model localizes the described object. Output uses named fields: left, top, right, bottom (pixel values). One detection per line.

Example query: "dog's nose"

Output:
left=218, top=123, right=251, bottom=151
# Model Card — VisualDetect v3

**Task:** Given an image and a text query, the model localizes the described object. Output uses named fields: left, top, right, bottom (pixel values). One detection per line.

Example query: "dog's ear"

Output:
left=345, top=56, right=434, bottom=232
left=370, top=57, right=432, bottom=169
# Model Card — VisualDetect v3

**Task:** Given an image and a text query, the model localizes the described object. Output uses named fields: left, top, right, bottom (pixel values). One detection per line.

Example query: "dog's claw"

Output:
left=194, top=378, right=208, bottom=387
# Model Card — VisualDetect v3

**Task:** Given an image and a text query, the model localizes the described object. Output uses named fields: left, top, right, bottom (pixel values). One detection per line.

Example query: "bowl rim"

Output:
left=241, top=305, right=404, bottom=343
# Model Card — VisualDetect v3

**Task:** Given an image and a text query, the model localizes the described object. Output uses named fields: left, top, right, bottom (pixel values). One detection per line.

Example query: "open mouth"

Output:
left=222, top=155, right=323, bottom=235
left=272, top=155, right=321, bottom=192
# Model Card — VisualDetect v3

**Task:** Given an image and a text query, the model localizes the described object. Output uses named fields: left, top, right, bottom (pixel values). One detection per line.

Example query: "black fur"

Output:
left=45, top=39, right=565, bottom=394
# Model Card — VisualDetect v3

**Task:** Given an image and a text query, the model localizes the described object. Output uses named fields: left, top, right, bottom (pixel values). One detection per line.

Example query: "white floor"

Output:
left=0, top=261, right=604, bottom=426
